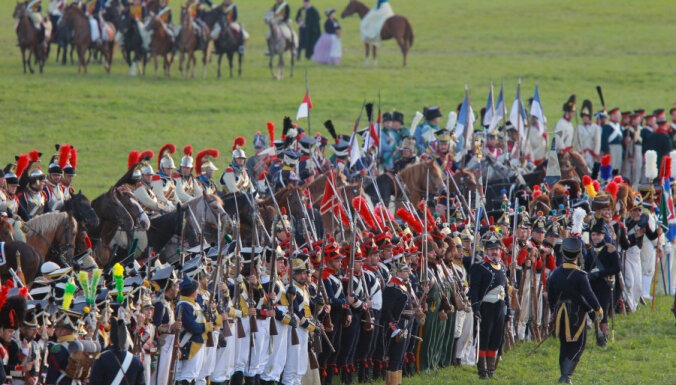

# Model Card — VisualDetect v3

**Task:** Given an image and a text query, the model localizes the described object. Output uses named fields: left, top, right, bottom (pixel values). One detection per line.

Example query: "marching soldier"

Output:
left=468, top=229, right=509, bottom=380
left=585, top=218, right=621, bottom=348
left=554, top=95, right=576, bottom=153
left=151, top=265, right=181, bottom=385
left=220, top=137, right=252, bottom=194
left=174, top=276, right=215, bottom=385
left=196, top=149, right=220, bottom=195
left=575, top=99, right=601, bottom=171
left=152, top=144, right=179, bottom=210
left=174, top=145, right=203, bottom=203
left=547, top=237, right=602, bottom=384
left=89, top=318, right=145, bottom=385
left=381, top=261, right=414, bottom=385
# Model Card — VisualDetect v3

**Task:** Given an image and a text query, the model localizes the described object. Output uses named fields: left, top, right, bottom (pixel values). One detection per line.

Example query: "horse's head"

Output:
left=145, top=14, right=159, bottom=31
left=341, top=0, right=356, bottom=18
left=424, top=160, right=445, bottom=195
left=0, top=216, right=14, bottom=242
left=181, top=7, right=192, bottom=26
left=13, top=2, right=27, bottom=19
left=117, top=190, right=150, bottom=231
left=65, top=191, right=100, bottom=230
left=453, top=168, right=478, bottom=197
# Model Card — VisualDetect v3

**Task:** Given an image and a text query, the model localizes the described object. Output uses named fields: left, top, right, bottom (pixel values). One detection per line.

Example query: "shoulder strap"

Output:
left=110, top=351, right=134, bottom=385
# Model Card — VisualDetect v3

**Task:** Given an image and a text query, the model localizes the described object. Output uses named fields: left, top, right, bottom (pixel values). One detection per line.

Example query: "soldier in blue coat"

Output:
left=89, top=318, right=145, bottom=385
left=468, top=229, right=509, bottom=380
left=547, top=237, right=602, bottom=384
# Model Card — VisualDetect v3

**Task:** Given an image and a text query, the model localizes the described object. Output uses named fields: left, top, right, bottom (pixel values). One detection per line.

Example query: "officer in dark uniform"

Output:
left=297, top=135, right=317, bottom=185
left=337, top=246, right=367, bottom=384
left=547, top=237, right=602, bottom=384
left=381, top=260, right=414, bottom=385
left=17, top=156, right=48, bottom=222
left=468, top=229, right=509, bottom=379
left=585, top=218, right=621, bottom=348
left=89, top=318, right=145, bottom=385
left=319, top=239, right=348, bottom=384
left=273, top=149, right=300, bottom=191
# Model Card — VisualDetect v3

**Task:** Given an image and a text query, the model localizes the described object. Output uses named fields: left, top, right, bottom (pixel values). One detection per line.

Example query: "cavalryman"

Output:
left=220, top=137, right=252, bottom=194
left=44, top=146, right=67, bottom=211
left=195, top=149, right=220, bottom=195
left=152, top=144, right=179, bottom=210
left=427, top=128, right=456, bottom=173
left=17, top=152, right=47, bottom=221
left=174, top=145, right=203, bottom=203
left=297, top=135, right=317, bottom=185
left=220, top=0, right=249, bottom=51
left=414, top=106, right=442, bottom=155
left=274, top=149, right=300, bottom=190
left=134, top=161, right=167, bottom=217
left=391, top=136, right=417, bottom=173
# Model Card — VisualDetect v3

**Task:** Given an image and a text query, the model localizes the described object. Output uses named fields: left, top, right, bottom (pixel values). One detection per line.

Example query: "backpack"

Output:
left=63, top=340, right=101, bottom=381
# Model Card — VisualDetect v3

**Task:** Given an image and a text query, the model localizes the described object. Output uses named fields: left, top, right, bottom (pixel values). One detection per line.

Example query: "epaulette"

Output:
left=172, top=173, right=180, bottom=179
left=226, top=167, right=234, bottom=173
left=152, top=175, right=161, bottom=181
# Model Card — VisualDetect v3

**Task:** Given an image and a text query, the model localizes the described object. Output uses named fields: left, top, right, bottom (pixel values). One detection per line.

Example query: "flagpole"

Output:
left=377, top=91, right=382, bottom=171
left=305, top=70, right=311, bottom=136
left=517, top=78, right=523, bottom=158
left=465, top=84, right=472, bottom=155
left=462, top=84, right=470, bottom=169
left=502, top=77, right=510, bottom=158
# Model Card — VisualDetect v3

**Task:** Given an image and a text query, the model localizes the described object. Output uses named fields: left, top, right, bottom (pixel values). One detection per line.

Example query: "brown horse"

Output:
left=177, top=8, right=210, bottom=78
left=0, top=217, right=14, bottom=242
left=90, top=188, right=135, bottom=267
left=340, top=0, right=414, bottom=67
left=398, top=159, right=445, bottom=206
left=13, top=2, right=47, bottom=74
left=307, top=170, right=348, bottom=205
left=23, top=212, right=78, bottom=267
left=145, top=15, right=174, bottom=77
left=264, top=10, right=296, bottom=80
left=0, top=241, right=42, bottom=286
left=447, top=168, right=479, bottom=202
left=59, top=4, right=91, bottom=74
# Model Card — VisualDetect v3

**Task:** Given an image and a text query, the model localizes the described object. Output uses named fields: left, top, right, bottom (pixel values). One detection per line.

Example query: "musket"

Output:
left=445, top=170, right=475, bottom=226
left=232, top=196, right=246, bottom=339
left=205, top=218, right=226, bottom=346
left=529, top=259, right=541, bottom=342
left=15, top=251, right=26, bottom=288
left=167, top=307, right=183, bottom=385
left=179, top=214, right=187, bottom=266
left=470, top=207, right=482, bottom=265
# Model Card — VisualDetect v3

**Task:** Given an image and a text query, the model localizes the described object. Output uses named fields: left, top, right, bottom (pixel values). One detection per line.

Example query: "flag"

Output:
left=454, top=95, right=475, bottom=144
left=530, top=85, right=546, bottom=136
left=320, top=169, right=350, bottom=225
left=509, top=85, right=527, bottom=136
left=660, top=176, right=676, bottom=241
left=349, top=132, right=361, bottom=167
left=362, top=123, right=379, bottom=152
left=488, top=82, right=505, bottom=131
left=296, top=93, right=313, bottom=120
left=483, top=84, right=494, bottom=127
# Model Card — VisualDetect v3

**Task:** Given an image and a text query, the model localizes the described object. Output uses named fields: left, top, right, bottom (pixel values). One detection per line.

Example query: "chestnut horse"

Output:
left=58, top=4, right=91, bottom=74
left=341, top=0, right=414, bottom=67
left=23, top=212, right=78, bottom=267
left=397, top=159, right=445, bottom=206
left=145, top=14, right=174, bottom=77
left=177, top=8, right=210, bottom=78
left=13, top=2, right=47, bottom=74
left=0, top=217, right=14, bottom=242
left=0, top=241, right=42, bottom=286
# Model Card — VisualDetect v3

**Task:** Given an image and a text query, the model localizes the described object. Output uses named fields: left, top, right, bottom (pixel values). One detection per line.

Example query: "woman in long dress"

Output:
left=312, top=9, right=342, bottom=65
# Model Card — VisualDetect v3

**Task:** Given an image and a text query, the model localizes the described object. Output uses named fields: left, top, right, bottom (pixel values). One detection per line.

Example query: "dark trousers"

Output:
left=478, top=301, right=506, bottom=352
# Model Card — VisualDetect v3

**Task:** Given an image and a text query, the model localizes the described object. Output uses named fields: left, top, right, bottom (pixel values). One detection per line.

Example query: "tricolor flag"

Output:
left=454, top=94, right=475, bottom=145
left=530, top=85, right=547, bottom=136
left=488, top=82, right=505, bottom=131
left=483, top=83, right=494, bottom=127
left=362, top=123, right=379, bottom=152
left=296, top=93, right=313, bottom=120
left=509, top=85, right=527, bottom=136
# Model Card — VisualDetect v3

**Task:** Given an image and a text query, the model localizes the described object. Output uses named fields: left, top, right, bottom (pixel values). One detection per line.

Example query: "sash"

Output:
left=274, top=2, right=288, bottom=16
left=607, top=122, right=622, bottom=143
left=111, top=352, right=134, bottom=385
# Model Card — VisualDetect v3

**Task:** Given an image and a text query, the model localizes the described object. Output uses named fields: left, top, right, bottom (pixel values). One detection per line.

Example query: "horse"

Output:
left=258, top=185, right=322, bottom=246
left=112, top=189, right=151, bottom=256
left=314, top=183, right=360, bottom=239
left=13, top=2, right=47, bottom=74
left=145, top=0, right=161, bottom=15
left=59, top=4, right=91, bottom=74
left=120, top=9, right=147, bottom=76
left=52, top=18, right=74, bottom=65
left=307, top=170, right=348, bottom=205
left=90, top=188, right=135, bottom=267
left=147, top=205, right=196, bottom=264
left=23, top=212, right=78, bottom=267
left=183, top=193, right=227, bottom=246
left=212, top=16, right=243, bottom=78
left=177, top=8, right=210, bottom=78
left=340, top=0, right=414, bottom=67
left=0, top=217, right=15, bottom=242
left=0, top=241, right=42, bottom=286
left=396, top=160, right=445, bottom=207
left=264, top=10, right=296, bottom=80
left=63, top=192, right=99, bottom=231
left=145, top=14, right=174, bottom=77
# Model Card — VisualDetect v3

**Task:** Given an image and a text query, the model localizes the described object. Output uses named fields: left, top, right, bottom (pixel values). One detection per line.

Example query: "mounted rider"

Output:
left=0, top=163, right=26, bottom=242
left=273, top=148, right=300, bottom=190
left=17, top=152, right=48, bottom=221
left=26, top=0, right=53, bottom=44
left=196, top=149, right=219, bottom=195
left=427, top=128, right=457, bottom=173
left=152, top=144, right=179, bottom=210
left=174, top=145, right=203, bottom=203
left=44, top=153, right=66, bottom=212
left=297, top=134, right=317, bottom=185
left=219, top=0, right=249, bottom=52
left=265, top=0, right=297, bottom=53
left=220, top=137, right=252, bottom=194
left=47, top=0, right=65, bottom=31
left=391, top=135, right=418, bottom=173
left=134, top=161, right=169, bottom=217
left=177, top=0, right=208, bottom=49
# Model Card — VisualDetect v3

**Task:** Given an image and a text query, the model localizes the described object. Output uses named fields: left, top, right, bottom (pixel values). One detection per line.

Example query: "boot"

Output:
left=558, top=358, right=577, bottom=384
left=596, top=332, right=607, bottom=348
left=357, top=362, right=366, bottom=383
left=395, top=371, right=403, bottom=385
left=477, top=356, right=488, bottom=379
left=230, top=372, right=244, bottom=385
left=486, top=356, right=496, bottom=379
left=451, top=338, right=460, bottom=367
left=243, top=376, right=255, bottom=385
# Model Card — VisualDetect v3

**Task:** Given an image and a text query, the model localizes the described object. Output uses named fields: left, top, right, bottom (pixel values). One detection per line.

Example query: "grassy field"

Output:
left=401, top=296, right=676, bottom=385
left=2, top=0, right=675, bottom=195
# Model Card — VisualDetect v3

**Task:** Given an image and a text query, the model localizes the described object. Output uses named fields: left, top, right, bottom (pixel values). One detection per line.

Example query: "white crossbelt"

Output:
left=111, top=352, right=134, bottom=385
left=482, top=286, right=505, bottom=303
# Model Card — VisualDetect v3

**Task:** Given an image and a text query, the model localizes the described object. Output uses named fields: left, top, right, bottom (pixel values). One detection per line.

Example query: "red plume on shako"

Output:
left=180, top=145, right=194, bottom=168
left=158, top=143, right=177, bottom=170
left=232, top=137, right=246, bottom=159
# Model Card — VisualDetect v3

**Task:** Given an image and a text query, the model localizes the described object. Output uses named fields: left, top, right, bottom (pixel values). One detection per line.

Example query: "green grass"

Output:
left=2, top=0, right=675, bottom=196
left=396, top=296, right=676, bottom=385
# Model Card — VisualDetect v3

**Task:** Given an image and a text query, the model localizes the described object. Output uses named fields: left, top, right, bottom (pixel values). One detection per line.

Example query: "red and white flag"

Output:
left=296, top=93, right=313, bottom=120
left=320, top=168, right=349, bottom=224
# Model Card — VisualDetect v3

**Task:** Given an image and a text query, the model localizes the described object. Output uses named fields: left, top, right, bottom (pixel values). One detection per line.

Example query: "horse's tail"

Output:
left=405, top=20, right=414, bottom=48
